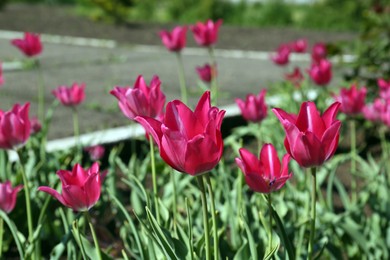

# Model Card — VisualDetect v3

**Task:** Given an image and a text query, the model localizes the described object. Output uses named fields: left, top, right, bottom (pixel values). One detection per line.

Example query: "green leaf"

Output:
left=263, top=232, right=280, bottom=260
left=0, top=210, right=24, bottom=258
left=241, top=215, right=258, bottom=260
left=271, top=206, right=295, bottom=260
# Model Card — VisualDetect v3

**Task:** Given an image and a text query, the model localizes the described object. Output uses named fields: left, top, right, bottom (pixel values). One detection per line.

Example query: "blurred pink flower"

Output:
left=363, top=99, right=386, bottom=122
left=190, top=19, right=223, bottom=47
left=196, top=63, right=217, bottom=83
left=378, top=78, right=390, bottom=100
left=0, top=103, right=31, bottom=150
left=333, top=84, right=367, bottom=115
left=159, top=26, right=187, bottom=52
left=235, top=89, right=268, bottom=123
left=30, top=117, right=42, bottom=134
left=38, top=162, right=103, bottom=212
left=285, top=67, right=304, bottom=88
left=271, top=44, right=290, bottom=66
left=236, top=144, right=292, bottom=193
left=311, top=42, right=327, bottom=63
left=110, top=75, right=166, bottom=121
left=11, top=32, right=43, bottom=57
left=291, top=38, right=307, bottom=53
left=307, top=59, right=332, bottom=86
left=135, top=91, right=225, bottom=176
left=0, top=181, right=23, bottom=214
left=85, top=145, right=105, bottom=161
left=52, top=83, right=86, bottom=107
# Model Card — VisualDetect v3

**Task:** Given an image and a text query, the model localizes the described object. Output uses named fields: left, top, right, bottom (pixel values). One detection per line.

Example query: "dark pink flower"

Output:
left=0, top=181, right=23, bottom=214
left=235, top=144, right=292, bottom=193
left=30, top=117, right=42, bottom=134
left=291, top=39, right=307, bottom=53
left=0, top=103, right=31, bottom=150
left=11, top=32, right=43, bottom=57
left=159, top=26, right=187, bottom=52
left=271, top=44, right=290, bottom=66
left=311, top=42, right=327, bottom=63
left=307, top=59, right=332, bottom=86
left=38, top=163, right=103, bottom=212
left=235, top=89, right=268, bottom=123
left=363, top=98, right=386, bottom=122
left=196, top=63, right=217, bottom=83
left=273, top=101, right=341, bottom=168
left=285, top=67, right=304, bottom=88
left=135, top=91, right=225, bottom=176
left=378, top=78, right=390, bottom=100
left=84, top=145, right=105, bottom=161
left=334, top=85, right=367, bottom=115
left=190, top=19, right=223, bottom=47
left=52, top=83, right=86, bottom=107
left=110, top=75, right=165, bottom=121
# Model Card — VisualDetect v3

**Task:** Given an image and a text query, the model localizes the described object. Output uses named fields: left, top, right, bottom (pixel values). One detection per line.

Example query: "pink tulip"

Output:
left=235, top=144, right=292, bottom=193
left=135, top=91, right=225, bottom=176
left=291, top=39, right=307, bottom=53
left=334, top=85, right=367, bottom=115
left=0, top=103, right=31, bottom=150
left=196, top=63, right=217, bottom=83
left=11, top=32, right=43, bottom=57
left=307, top=59, right=332, bottom=86
left=380, top=102, right=390, bottom=127
left=0, top=181, right=23, bottom=214
left=30, top=116, right=42, bottom=134
left=285, top=67, right=304, bottom=88
left=110, top=75, right=166, bottom=121
left=0, top=62, right=4, bottom=86
left=159, top=26, right=187, bottom=52
left=273, top=101, right=341, bottom=168
left=235, top=89, right=268, bottom=123
left=378, top=78, right=390, bottom=100
left=52, top=83, right=86, bottom=107
left=271, top=44, right=290, bottom=66
left=84, top=145, right=105, bottom=161
left=363, top=98, right=386, bottom=122
left=311, top=42, right=327, bottom=63
left=190, top=19, right=223, bottom=47
left=38, top=162, right=103, bottom=212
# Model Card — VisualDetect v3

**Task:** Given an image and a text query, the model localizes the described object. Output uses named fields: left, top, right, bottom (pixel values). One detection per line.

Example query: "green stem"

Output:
left=205, top=173, right=218, bottom=260
left=72, top=107, right=80, bottom=146
left=172, top=170, right=178, bottom=235
left=197, top=176, right=210, bottom=260
left=267, top=193, right=273, bottom=252
left=85, top=212, right=102, bottom=260
left=0, top=217, right=3, bottom=258
left=350, top=120, right=357, bottom=202
left=149, top=138, right=160, bottom=224
left=16, top=150, right=34, bottom=256
left=73, top=219, right=87, bottom=260
left=208, top=47, right=219, bottom=105
left=36, top=59, right=45, bottom=122
left=175, top=52, right=188, bottom=104
left=308, top=167, right=317, bottom=260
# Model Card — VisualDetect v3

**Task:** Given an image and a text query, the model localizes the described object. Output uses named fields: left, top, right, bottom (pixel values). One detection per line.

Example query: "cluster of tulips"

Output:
left=0, top=18, right=389, bottom=259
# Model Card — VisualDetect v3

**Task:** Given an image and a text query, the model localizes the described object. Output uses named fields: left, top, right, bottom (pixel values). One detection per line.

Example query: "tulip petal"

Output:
left=272, top=107, right=297, bottom=125
left=83, top=173, right=101, bottom=210
left=160, top=126, right=187, bottom=173
left=135, top=116, right=163, bottom=149
left=321, top=121, right=341, bottom=160
left=295, top=102, right=325, bottom=138
left=244, top=173, right=270, bottom=193
left=322, top=102, right=340, bottom=127
left=38, top=186, right=69, bottom=208
left=164, top=100, right=197, bottom=138
left=194, top=91, right=211, bottom=126
left=237, top=148, right=262, bottom=174
left=62, top=185, right=89, bottom=212
left=259, top=144, right=281, bottom=179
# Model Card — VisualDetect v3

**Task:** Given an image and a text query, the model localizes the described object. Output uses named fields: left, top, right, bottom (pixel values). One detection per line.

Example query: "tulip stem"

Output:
left=208, top=47, right=218, bottom=105
left=175, top=52, right=188, bottom=104
left=36, top=59, right=45, bottom=122
left=149, top=138, right=160, bottom=224
left=16, top=150, right=34, bottom=257
left=172, top=170, right=178, bottom=235
left=267, top=193, right=273, bottom=253
left=205, top=173, right=218, bottom=260
left=72, top=107, right=81, bottom=159
left=308, top=167, right=317, bottom=259
left=350, top=120, right=357, bottom=202
left=85, top=212, right=102, bottom=260
left=197, top=176, right=211, bottom=260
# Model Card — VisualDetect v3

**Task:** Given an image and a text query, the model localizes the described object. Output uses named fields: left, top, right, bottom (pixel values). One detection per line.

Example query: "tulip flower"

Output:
left=377, top=78, right=390, bottom=100
left=110, top=75, right=165, bottom=121
left=311, top=42, right=327, bottom=63
left=52, top=83, right=86, bottom=107
left=0, top=103, right=31, bottom=150
left=30, top=116, right=42, bottom=134
left=285, top=67, right=304, bottom=88
left=196, top=63, right=217, bottom=83
left=11, top=32, right=43, bottom=57
left=334, top=85, right=367, bottom=115
left=0, top=181, right=23, bottom=214
left=235, top=89, right=268, bottom=123
left=271, top=44, right=290, bottom=66
left=190, top=19, right=223, bottom=47
left=159, top=26, right=187, bottom=52
left=135, top=91, right=225, bottom=176
left=291, top=38, right=307, bottom=53
left=307, top=59, right=332, bottom=86
left=363, top=98, right=386, bottom=122
left=236, top=144, right=292, bottom=193
left=84, top=145, right=105, bottom=161
left=273, top=101, right=341, bottom=168
left=38, top=162, right=103, bottom=212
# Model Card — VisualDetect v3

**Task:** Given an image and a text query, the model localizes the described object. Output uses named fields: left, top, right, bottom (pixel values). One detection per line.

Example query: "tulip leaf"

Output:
left=240, top=214, right=258, bottom=260
left=263, top=232, right=280, bottom=260
left=0, top=210, right=24, bottom=258
left=271, top=205, right=295, bottom=260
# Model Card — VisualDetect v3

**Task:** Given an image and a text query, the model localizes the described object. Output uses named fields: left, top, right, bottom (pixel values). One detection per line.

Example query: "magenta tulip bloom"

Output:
left=0, top=181, right=23, bottom=214
left=159, top=26, right=187, bottom=52
left=52, top=83, right=86, bottom=107
left=0, top=103, right=31, bottom=150
left=30, top=117, right=42, bottom=135
left=110, top=75, right=165, bottom=121
left=235, top=144, right=292, bottom=193
left=135, top=91, right=225, bottom=176
left=291, top=38, right=307, bottom=53
left=271, top=44, right=290, bottom=66
left=38, top=163, right=103, bottom=212
left=285, top=67, right=304, bottom=88
left=378, top=78, right=390, bottom=100
left=11, top=32, right=43, bottom=57
left=196, top=63, right=216, bottom=83
left=363, top=98, right=386, bottom=122
left=273, top=101, right=341, bottom=168
left=190, top=19, right=223, bottom=47
left=235, top=89, right=268, bottom=123
left=334, top=85, right=367, bottom=115
left=307, top=59, right=332, bottom=86
left=84, top=145, right=105, bottom=161
left=311, top=42, right=327, bottom=63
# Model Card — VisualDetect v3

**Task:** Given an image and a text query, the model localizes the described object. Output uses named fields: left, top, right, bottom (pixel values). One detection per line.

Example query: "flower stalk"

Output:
left=175, top=52, right=188, bottom=104
left=197, top=176, right=211, bottom=260
left=308, top=167, right=317, bottom=259
left=205, top=173, right=218, bottom=260
left=149, top=137, right=160, bottom=224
